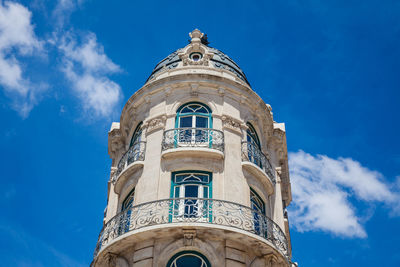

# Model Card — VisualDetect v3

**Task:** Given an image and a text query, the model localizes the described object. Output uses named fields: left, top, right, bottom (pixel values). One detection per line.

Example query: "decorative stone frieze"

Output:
left=143, top=115, right=167, bottom=135
left=221, top=114, right=243, bottom=134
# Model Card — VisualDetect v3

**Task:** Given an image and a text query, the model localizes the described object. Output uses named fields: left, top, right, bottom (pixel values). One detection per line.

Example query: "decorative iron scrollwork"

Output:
left=241, top=141, right=275, bottom=184
left=161, top=128, right=224, bottom=153
left=111, top=141, right=146, bottom=183
left=93, top=198, right=288, bottom=261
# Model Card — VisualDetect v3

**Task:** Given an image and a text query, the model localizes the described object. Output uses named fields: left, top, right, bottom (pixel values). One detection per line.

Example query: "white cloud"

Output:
left=288, top=150, right=400, bottom=238
left=0, top=1, right=44, bottom=117
left=52, top=0, right=85, bottom=28
left=58, top=33, right=122, bottom=117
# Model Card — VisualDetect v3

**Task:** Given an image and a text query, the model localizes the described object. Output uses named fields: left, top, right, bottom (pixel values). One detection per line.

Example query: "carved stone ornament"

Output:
left=108, top=128, right=124, bottom=159
left=144, top=115, right=167, bottom=135
left=221, top=115, right=242, bottom=133
left=183, top=230, right=196, bottom=246
left=264, top=254, right=278, bottom=267
left=273, top=128, right=285, bottom=142
left=106, top=253, right=117, bottom=266
left=178, top=29, right=213, bottom=66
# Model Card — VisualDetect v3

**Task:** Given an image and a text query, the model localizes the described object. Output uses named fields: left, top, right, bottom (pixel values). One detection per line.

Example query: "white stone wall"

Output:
left=95, top=31, right=292, bottom=267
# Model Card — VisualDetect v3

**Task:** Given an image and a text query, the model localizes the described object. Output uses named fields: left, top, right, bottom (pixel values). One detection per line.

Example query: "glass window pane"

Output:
left=180, top=116, right=193, bottom=128
left=176, top=255, right=203, bottom=266
left=185, top=185, right=198, bottom=198
left=195, top=116, right=208, bottom=128
left=174, top=186, right=180, bottom=198
left=203, top=187, right=208, bottom=198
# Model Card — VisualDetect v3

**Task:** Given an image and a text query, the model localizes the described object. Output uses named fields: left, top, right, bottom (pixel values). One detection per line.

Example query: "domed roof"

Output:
left=146, top=30, right=250, bottom=86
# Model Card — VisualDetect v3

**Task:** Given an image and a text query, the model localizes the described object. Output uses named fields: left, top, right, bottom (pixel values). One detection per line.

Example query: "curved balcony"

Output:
left=111, top=141, right=146, bottom=188
left=161, top=128, right=224, bottom=159
left=93, top=198, right=288, bottom=261
left=241, top=141, right=276, bottom=186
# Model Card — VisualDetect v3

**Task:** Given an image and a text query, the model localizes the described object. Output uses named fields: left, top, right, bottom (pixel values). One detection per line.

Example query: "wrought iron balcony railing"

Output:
left=161, top=128, right=224, bottom=153
left=111, top=141, right=146, bottom=183
left=93, top=198, right=288, bottom=260
left=241, top=141, right=275, bottom=184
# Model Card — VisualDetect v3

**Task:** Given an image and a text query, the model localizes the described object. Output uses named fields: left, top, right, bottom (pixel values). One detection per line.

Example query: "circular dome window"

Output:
left=190, top=52, right=203, bottom=62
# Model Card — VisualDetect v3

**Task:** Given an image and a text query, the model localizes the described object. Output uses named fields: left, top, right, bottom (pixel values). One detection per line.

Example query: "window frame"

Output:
left=175, top=102, right=212, bottom=129
left=167, top=250, right=211, bottom=267
left=130, top=122, right=143, bottom=147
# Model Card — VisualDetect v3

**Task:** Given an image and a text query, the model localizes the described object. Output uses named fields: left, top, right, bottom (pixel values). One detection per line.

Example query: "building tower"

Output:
left=92, top=29, right=294, bottom=267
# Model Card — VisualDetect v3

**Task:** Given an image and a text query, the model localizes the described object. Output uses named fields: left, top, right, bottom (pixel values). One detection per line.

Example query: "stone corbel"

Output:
left=190, top=83, right=199, bottom=96
left=105, top=253, right=129, bottom=267
left=263, top=254, right=278, bottom=267
left=108, top=127, right=124, bottom=159
left=183, top=230, right=196, bottom=246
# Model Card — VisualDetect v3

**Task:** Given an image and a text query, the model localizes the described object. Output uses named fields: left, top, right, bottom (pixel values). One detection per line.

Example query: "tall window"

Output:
left=250, top=188, right=265, bottom=235
left=246, top=122, right=260, bottom=148
left=120, top=187, right=135, bottom=234
left=171, top=171, right=212, bottom=219
left=246, top=122, right=263, bottom=168
left=130, top=122, right=143, bottom=147
left=176, top=102, right=212, bottom=129
left=167, top=251, right=211, bottom=267
left=175, top=102, right=212, bottom=145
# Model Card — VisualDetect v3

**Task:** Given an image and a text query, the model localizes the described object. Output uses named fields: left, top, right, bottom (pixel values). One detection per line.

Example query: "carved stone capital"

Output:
left=144, top=115, right=167, bottom=135
left=221, top=115, right=242, bottom=133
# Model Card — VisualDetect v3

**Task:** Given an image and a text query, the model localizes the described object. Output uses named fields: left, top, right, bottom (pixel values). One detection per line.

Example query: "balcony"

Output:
left=241, top=141, right=276, bottom=187
left=161, top=128, right=224, bottom=159
left=111, top=141, right=146, bottom=188
left=93, top=198, right=288, bottom=260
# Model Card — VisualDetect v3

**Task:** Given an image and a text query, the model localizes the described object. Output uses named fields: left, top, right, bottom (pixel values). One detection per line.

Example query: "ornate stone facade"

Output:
left=92, top=30, right=295, bottom=267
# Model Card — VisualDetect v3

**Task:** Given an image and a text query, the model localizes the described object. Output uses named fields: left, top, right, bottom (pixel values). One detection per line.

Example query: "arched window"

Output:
left=175, top=102, right=212, bottom=145
left=167, top=251, right=211, bottom=267
left=171, top=171, right=212, bottom=220
left=250, top=188, right=265, bottom=214
left=120, top=187, right=135, bottom=234
left=246, top=122, right=260, bottom=148
left=176, top=102, right=212, bottom=129
left=122, top=187, right=135, bottom=211
left=250, top=188, right=265, bottom=235
left=246, top=123, right=263, bottom=168
left=130, top=122, right=143, bottom=147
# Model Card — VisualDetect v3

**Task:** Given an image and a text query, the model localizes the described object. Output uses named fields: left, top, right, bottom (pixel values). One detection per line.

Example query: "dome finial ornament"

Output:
left=189, top=29, right=203, bottom=44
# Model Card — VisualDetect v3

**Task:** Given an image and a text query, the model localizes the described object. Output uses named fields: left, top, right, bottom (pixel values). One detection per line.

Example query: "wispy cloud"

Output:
left=57, top=32, right=122, bottom=117
left=52, top=0, right=85, bottom=28
left=0, top=1, right=122, bottom=119
left=288, top=150, right=400, bottom=238
left=0, top=1, right=46, bottom=117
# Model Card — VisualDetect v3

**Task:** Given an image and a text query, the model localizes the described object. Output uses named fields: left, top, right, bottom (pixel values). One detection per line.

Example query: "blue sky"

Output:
left=0, top=0, right=399, bottom=266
